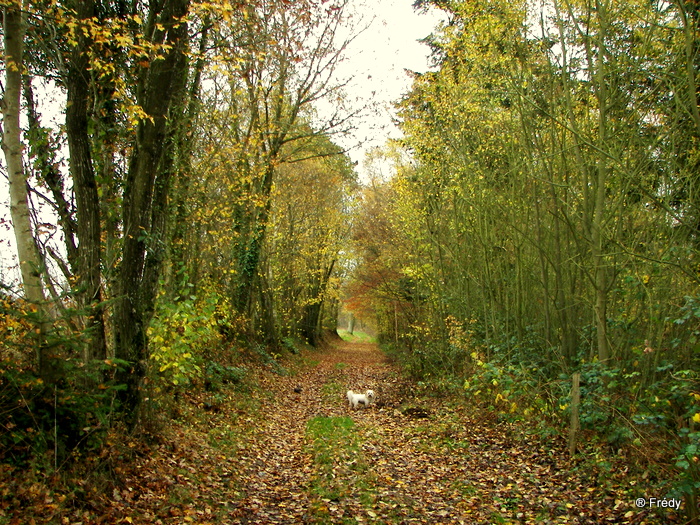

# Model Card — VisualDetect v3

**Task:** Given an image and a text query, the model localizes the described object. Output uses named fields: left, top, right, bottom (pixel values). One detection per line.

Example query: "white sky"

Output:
left=334, top=0, right=445, bottom=177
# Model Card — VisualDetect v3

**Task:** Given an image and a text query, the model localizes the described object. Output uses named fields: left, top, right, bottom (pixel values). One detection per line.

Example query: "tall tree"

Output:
left=215, top=0, right=353, bottom=317
left=267, top=136, right=355, bottom=345
left=1, top=0, right=51, bottom=377
left=177, top=0, right=355, bottom=344
left=64, top=0, right=107, bottom=364
left=113, top=0, right=192, bottom=420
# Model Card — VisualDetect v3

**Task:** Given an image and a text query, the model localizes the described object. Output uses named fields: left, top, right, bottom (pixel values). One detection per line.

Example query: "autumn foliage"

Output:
left=2, top=0, right=700, bottom=522
left=0, top=0, right=356, bottom=512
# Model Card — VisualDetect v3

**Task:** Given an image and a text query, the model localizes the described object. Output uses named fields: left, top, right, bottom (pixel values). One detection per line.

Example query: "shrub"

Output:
left=204, top=362, right=247, bottom=392
left=148, top=293, right=222, bottom=387
left=0, top=357, right=126, bottom=467
left=0, top=292, right=126, bottom=467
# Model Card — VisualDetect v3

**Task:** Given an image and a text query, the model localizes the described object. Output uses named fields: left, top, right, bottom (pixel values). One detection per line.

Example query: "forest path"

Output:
left=228, top=337, right=396, bottom=523
left=105, top=336, right=670, bottom=524
left=220, top=337, right=655, bottom=524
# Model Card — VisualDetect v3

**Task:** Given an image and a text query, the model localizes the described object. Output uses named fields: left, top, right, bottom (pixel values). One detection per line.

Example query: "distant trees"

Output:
left=267, top=139, right=356, bottom=345
left=363, top=0, right=700, bottom=370
left=169, top=0, right=355, bottom=346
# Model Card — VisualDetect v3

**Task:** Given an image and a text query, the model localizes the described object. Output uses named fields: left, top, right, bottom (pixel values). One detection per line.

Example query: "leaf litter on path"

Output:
left=56, top=338, right=681, bottom=524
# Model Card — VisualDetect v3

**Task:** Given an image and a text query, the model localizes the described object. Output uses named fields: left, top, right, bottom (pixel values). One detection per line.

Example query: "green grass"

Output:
left=305, top=416, right=376, bottom=523
left=321, top=379, right=346, bottom=403
left=336, top=329, right=376, bottom=343
left=285, top=353, right=320, bottom=376
left=450, top=479, right=478, bottom=497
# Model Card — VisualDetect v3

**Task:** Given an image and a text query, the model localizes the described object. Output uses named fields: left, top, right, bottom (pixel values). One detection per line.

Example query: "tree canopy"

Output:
left=1, top=0, right=356, bottom=436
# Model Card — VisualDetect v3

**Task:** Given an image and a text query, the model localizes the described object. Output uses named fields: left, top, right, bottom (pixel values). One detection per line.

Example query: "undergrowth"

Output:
left=380, top=331, right=700, bottom=521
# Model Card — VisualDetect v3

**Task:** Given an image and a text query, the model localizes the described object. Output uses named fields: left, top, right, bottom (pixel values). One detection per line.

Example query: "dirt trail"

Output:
left=98, top=337, right=674, bottom=524
left=221, top=338, right=672, bottom=525
left=228, top=339, right=395, bottom=523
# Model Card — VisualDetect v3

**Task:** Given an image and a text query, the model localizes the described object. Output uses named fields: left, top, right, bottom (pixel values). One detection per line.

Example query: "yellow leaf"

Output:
left=693, top=413, right=700, bottom=424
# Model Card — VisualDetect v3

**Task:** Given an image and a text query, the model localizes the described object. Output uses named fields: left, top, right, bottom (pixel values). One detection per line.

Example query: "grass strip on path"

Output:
left=305, top=412, right=381, bottom=523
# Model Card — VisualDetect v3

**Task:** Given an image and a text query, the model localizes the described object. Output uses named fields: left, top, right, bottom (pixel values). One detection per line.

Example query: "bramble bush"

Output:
left=389, top=306, right=699, bottom=516
left=462, top=350, right=563, bottom=426
left=457, top=318, right=700, bottom=516
left=204, top=361, right=247, bottom=392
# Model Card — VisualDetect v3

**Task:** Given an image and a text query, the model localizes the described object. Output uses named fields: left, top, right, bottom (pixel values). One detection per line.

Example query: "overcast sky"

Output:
left=332, top=0, right=445, bottom=177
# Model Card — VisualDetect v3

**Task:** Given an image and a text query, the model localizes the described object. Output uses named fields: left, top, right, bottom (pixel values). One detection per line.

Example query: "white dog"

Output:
left=347, top=389, right=375, bottom=409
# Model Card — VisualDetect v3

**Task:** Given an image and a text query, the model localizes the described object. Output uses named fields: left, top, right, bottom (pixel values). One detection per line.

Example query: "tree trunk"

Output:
left=1, top=1, right=51, bottom=377
left=675, top=0, right=700, bottom=244
left=233, top=161, right=277, bottom=314
left=23, top=75, right=78, bottom=274
left=301, top=260, right=336, bottom=346
left=114, top=0, right=191, bottom=424
left=591, top=0, right=610, bottom=363
left=168, top=18, right=211, bottom=296
left=65, top=0, right=107, bottom=364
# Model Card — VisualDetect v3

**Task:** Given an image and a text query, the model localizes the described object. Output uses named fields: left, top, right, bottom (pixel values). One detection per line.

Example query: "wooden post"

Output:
left=394, top=301, right=399, bottom=345
left=569, top=372, right=581, bottom=456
